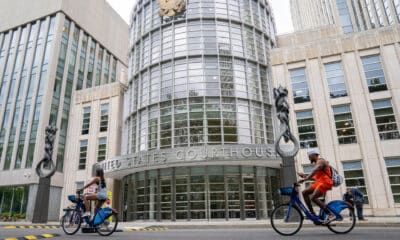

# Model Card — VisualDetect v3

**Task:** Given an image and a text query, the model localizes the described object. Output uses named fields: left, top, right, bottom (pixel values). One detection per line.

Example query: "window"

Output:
left=302, top=165, right=314, bottom=187
left=385, top=158, right=400, bottom=203
left=81, top=107, right=90, bottom=135
left=96, top=47, right=103, bottom=86
left=97, top=137, right=107, bottom=162
left=78, top=140, right=88, bottom=170
left=86, top=40, right=96, bottom=88
left=342, top=161, right=369, bottom=204
left=361, top=55, right=387, bottom=92
left=100, top=103, right=109, bottom=132
left=382, top=0, right=394, bottom=25
left=324, top=62, right=347, bottom=98
left=76, top=182, right=84, bottom=190
left=296, top=110, right=317, bottom=148
left=289, top=68, right=310, bottom=103
left=372, top=100, right=400, bottom=140
left=395, top=0, right=400, bottom=22
left=373, top=0, right=385, bottom=26
left=336, top=0, right=354, bottom=33
left=333, top=105, right=357, bottom=144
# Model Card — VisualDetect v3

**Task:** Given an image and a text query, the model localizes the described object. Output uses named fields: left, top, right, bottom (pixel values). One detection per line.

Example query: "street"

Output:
left=1, top=226, right=400, bottom=240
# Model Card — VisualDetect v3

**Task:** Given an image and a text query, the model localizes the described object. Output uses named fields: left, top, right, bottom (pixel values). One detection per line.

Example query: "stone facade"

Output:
left=272, top=25, right=400, bottom=216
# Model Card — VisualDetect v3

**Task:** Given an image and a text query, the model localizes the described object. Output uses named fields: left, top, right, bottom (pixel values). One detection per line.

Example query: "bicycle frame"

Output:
left=285, top=184, right=343, bottom=225
left=63, top=194, right=107, bottom=228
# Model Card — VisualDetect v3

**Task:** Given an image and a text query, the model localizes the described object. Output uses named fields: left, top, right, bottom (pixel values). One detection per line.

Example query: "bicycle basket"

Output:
left=68, top=195, right=78, bottom=203
left=278, top=187, right=293, bottom=196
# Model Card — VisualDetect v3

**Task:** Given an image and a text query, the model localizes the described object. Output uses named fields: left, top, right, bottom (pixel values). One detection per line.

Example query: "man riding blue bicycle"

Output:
left=298, top=150, right=334, bottom=219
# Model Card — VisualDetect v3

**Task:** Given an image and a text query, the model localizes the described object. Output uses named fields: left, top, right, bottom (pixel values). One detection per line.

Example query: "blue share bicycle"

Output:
left=270, top=183, right=356, bottom=236
left=61, top=191, right=118, bottom=236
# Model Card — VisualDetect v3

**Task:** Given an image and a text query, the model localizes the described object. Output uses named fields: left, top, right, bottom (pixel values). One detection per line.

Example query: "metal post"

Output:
left=31, top=126, right=57, bottom=223
left=273, top=86, right=300, bottom=187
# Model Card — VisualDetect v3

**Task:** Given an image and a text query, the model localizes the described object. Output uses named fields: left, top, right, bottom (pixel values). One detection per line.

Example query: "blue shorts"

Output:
left=96, top=188, right=108, bottom=200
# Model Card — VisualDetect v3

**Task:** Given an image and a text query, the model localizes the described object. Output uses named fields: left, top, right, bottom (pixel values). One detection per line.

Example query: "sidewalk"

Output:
left=2, top=216, right=399, bottom=229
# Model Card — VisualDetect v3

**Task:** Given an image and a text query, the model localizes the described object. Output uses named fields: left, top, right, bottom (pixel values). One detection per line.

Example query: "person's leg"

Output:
left=356, top=202, right=363, bottom=220
left=83, top=194, right=97, bottom=216
left=302, top=187, right=316, bottom=214
left=310, top=189, right=326, bottom=210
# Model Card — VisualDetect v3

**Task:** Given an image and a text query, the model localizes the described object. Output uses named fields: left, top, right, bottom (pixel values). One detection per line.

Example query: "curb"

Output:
left=2, top=233, right=60, bottom=240
left=122, top=227, right=168, bottom=232
left=2, top=226, right=59, bottom=229
left=130, top=222, right=400, bottom=230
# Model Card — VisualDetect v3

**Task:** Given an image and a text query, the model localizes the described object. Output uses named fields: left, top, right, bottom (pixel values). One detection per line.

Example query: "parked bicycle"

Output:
left=270, top=183, right=355, bottom=236
left=61, top=190, right=118, bottom=236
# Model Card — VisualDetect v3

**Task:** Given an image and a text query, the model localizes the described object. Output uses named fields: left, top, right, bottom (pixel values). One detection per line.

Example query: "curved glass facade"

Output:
left=122, top=0, right=279, bottom=221
left=126, top=0, right=276, bottom=153
left=122, top=166, right=281, bottom=221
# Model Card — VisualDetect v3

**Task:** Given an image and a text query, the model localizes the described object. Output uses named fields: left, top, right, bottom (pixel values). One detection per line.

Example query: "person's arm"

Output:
left=77, top=177, right=99, bottom=192
left=299, top=160, right=326, bottom=183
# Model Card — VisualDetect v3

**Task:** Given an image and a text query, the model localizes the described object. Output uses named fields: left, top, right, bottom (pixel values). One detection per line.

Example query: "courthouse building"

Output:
left=100, top=0, right=284, bottom=221
left=0, top=0, right=127, bottom=220
left=271, top=0, right=400, bottom=216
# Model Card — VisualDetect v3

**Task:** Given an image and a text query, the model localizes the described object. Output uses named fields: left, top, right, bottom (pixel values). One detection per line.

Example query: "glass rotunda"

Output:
left=110, top=0, right=282, bottom=221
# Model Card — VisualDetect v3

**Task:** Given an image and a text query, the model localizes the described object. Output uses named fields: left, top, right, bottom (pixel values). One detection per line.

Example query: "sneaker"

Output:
left=82, top=211, right=91, bottom=218
left=359, top=218, right=368, bottom=221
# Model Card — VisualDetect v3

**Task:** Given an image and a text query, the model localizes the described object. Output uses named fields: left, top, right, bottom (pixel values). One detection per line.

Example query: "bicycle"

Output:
left=61, top=190, right=119, bottom=236
left=270, top=183, right=356, bottom=236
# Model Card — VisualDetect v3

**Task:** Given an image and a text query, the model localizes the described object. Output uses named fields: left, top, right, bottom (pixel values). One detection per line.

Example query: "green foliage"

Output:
left=1, top=212, right=11, bottom=218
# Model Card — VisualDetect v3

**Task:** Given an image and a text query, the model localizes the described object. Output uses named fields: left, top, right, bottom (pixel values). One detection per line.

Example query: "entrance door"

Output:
left=190, top=175, right=206, bottom=219
left=226, top=176, right=240, bottom=218
left=209, top=175, right=226, bottom=219
left=243, top=176, right=256, bottom=219
left=160, top=177, right=172, bottom=220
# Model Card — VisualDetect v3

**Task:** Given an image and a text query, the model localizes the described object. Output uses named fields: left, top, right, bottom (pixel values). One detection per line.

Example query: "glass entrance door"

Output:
left=243, top=176, right=256, bottom=218
left=190, top=167, right=207, bottom=219
left=209, top=174, right=226, bottom=219
left=175, top=175, right=189, bottom=219
left=226, top=175, right=240, bottom=218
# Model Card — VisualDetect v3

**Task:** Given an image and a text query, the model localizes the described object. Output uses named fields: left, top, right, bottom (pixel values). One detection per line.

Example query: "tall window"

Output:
left=373, top=0, right=385, bottom=26
left=97, top=137, right=107, bottom=162
left=342, top=161, right=369, bottom=204
left=336, top=0, right=354, bottom=33
left=361, top=55, right=387, bottom=92
left=296, top=110, right=318, bottom=148
left=382, top=0, right=394, bottom=24
left=78, top=140, right=88, bottom=170
left=81, top=107, right=91, bottom=135
left=385, top=158, right=400, bottom=203
left=333, top=105, right=357, bottom=144
left=372, top=99, right=400, bottom=140
left=395, top=0, right=400, bottom=22
left=100, top=103, right=109, bottom=132
left=289, top=67, right=310, bottom=104
left=324, top=61, right=347, bottom=98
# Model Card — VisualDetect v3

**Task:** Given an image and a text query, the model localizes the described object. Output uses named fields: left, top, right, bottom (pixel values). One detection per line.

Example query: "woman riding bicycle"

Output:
left=76, top=167, right=108, bottom=218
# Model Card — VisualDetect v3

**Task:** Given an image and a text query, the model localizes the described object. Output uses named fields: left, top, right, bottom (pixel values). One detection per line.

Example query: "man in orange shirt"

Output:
left=298, top=150, right=334, bottom=217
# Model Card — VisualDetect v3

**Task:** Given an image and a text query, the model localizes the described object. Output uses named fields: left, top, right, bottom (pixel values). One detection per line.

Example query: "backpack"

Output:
left=328, top=166, right=344, bottom=187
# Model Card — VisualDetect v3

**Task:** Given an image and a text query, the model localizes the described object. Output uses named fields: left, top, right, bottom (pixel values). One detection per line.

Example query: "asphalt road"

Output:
left=1, top=226, right=400, bottom=240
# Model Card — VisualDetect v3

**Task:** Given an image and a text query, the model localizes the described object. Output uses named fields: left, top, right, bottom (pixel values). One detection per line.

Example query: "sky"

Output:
left=106, top=0, right=294, bottom=34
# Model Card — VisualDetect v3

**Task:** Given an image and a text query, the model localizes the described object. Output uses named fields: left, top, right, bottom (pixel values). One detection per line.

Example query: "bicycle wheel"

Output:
left=270, top=204, right=303, bottom=236
left=61, top=209, right=81, bottom=235
left=327, top=205, right=356, bottom=234
left=97, top=212, right=118, bottom=236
